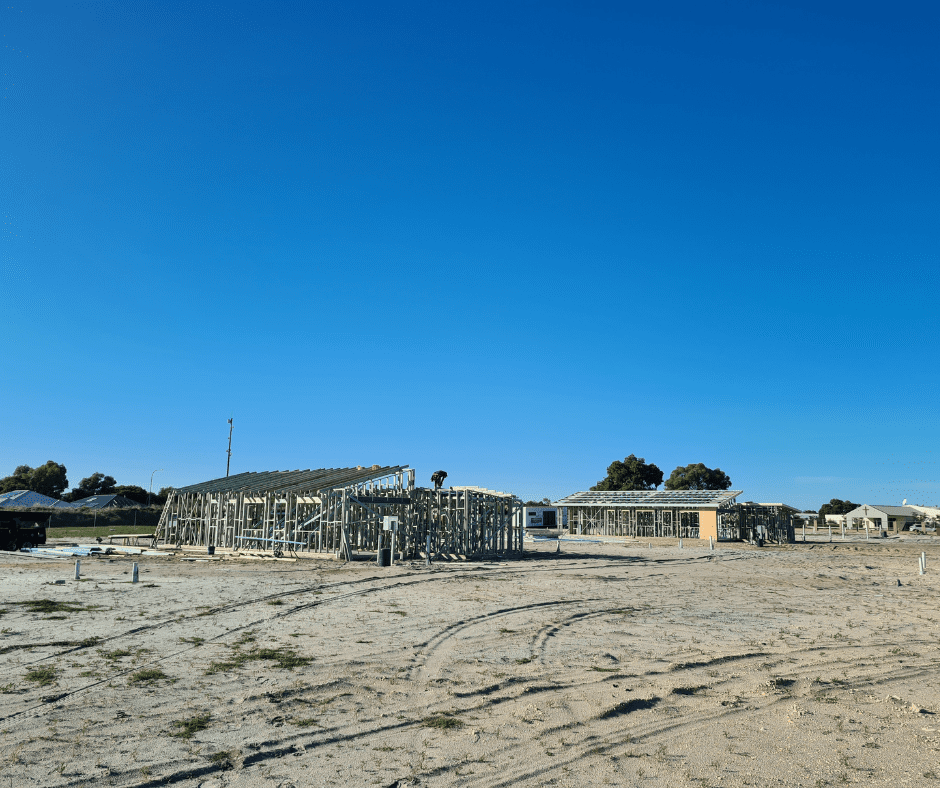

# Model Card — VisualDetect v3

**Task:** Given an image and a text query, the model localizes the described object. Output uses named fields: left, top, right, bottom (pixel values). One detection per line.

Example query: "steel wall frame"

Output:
left=156, top=468, right=523, bottom=559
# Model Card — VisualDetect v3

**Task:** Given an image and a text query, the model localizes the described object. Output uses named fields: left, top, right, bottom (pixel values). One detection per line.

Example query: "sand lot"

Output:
left=1, top=538, right=939, bottom=788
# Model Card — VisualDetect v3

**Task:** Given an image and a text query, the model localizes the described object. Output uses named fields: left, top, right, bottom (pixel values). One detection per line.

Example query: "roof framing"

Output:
left=554, top=490, right=743, bottom=508
left=173, top=466, right=406, bottom=495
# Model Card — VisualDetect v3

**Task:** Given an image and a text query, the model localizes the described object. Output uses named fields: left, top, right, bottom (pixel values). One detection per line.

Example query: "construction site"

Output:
left=155, top=465, right=524, bottom=560
left=552, top=489, right=796, bottom=544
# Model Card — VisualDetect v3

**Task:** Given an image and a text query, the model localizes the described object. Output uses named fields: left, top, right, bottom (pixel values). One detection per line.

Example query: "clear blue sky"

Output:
left=3, top=1, right=938, bottom=510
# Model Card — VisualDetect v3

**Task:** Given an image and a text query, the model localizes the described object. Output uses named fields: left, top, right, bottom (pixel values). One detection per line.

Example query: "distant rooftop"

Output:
left=68, top=494, right=143, bottom=509
left=0, top=490, right=61, bottom=508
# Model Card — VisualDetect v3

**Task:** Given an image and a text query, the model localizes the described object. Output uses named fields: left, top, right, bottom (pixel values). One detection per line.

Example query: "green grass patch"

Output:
left=205, top=646, right=312, bottom=675
left=179, top=637, right=205, bottom=645
left=515, top=657, right=532, bottom=665
left=291, top=718, right=319, bottom=727
left=266, top=599, right=284, bottom=606
left=25, top=666, right=57, bottom=687
left=589, top=666, right=620, bottom=673
left=100, top=648, right=133, bottom=661
left=170, top=713, right=211, bottom=739
left=209, top=750, right=235, bottom=768
left=16, top=599, right=85, bottom=615
left=128, top=668, right=169, bottom=685
left=422, top=714, right=463, bottom=730
left=671, top=685, right=709, bottom=696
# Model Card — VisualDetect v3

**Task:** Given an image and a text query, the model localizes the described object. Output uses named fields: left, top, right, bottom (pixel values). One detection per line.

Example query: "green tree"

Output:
left=151, top=486, right=174, bottom=506
left=591, top=455, right=663, bottom=491
left=66, top=472, right=118, bottom=501
left=112, top=485, right=149, bottom=505
left=0, top=462, right=69, bottom=499
left=0, top=465, right=35, bottom=494
left=818, top=498, right=858, bottom=517
left=664, top=463, right=732, bottom=490
left=27, top=461, right=69, bottom=498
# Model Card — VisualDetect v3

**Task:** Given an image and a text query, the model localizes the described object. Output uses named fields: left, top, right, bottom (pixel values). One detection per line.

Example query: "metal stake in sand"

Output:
left=678, top=538, right=683, bottom=549
left=74, top=560, right=80, bottom=580
left=841, top=522, right=845, bottom=540
left=709, top=536, right=714, bottom=551
left=132, top=563, right=139, bottom=583
left=828, top=524, right=832, bottom=542
left=921, top=552, right=926, bottom=575
left=426, top=532, right=431, bottom=566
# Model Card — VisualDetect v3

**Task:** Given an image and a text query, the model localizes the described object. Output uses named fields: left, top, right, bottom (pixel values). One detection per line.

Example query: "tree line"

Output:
left=0, top=462, right=172, bottom=506
left=591, top=455, right=732, bottom=491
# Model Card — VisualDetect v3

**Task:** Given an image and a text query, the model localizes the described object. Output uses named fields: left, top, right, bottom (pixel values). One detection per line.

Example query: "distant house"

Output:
left=68, top=494, right=142, bottom=509
left=0, top=490, right=61, bottom=508
left=842, top=504, right=918, bottom=533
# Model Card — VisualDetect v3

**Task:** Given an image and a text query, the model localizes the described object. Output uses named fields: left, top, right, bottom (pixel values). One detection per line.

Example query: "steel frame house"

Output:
left=554, top=490, right=794, bottom=543
left=155, top=466, right=523, bottom=559
left=556, top=490, right=743, bottom=540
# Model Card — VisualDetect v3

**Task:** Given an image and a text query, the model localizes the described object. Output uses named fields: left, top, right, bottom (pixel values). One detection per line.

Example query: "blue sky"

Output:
left=3, top=1, right=938, bottom=510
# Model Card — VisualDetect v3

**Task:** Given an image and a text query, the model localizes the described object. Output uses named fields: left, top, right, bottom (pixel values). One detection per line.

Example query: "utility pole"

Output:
left=226, top=418, right=234, bottom=477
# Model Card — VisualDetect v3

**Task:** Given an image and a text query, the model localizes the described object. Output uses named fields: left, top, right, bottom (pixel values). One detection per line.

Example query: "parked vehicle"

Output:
left=0, top=511, right=49, bottom=551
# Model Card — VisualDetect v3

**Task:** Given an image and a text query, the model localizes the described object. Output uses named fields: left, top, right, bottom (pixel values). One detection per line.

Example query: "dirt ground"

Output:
left=1, top=536, right=938, bottom=788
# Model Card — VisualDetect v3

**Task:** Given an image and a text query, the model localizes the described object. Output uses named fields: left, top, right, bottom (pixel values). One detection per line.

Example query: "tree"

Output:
left=148, top=486, right=174, bottom=506
left=818, top=498, right=858, bottom=517
left=112, top=485, right=149, bottom=505
left=66, top=472, right=117, bottom=501
left=27, top=461, right=69, bottom=499
left=0, top=462, right=69, bottom=499
left=592, top=455, right=663, bottom=491
left=0, top=465, right=36, bottom=494
left=524, top=498, right=553, bottom=506
left=664, top=463, right=732, bottom=490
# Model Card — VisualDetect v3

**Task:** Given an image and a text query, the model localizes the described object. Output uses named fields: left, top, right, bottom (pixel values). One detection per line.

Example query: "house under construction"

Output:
left=155, top=465, right=524, bottom=559
left=554, top=490, right=795, bottom=543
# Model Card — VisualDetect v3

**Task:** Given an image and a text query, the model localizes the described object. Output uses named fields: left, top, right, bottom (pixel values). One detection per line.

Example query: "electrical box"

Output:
left=382, top=516, right=399, bottom=532
left=523, top=507, right=558, bottom=529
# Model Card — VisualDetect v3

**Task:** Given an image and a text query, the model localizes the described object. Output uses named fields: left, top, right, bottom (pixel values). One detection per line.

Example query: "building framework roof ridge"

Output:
left=174, top=466, right=407, bottom=496
left=554, top=489, right=743, bottom=508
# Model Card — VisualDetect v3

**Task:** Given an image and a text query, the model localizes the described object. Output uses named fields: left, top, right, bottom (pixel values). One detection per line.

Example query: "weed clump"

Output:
left=205, top=645, right=311, bottom=675
left=209, top=750, right=235, bottom=768
left=129, top=668, right=168, bottom=685
left=100, top=649, right=133, bottom=661
left=25, top=666, right=57, bottom=687
left=18, top=600, right=84, bottom=615
left=171, top=713, right=211, bottom=739
left=422, top=714, right=463, bottom=730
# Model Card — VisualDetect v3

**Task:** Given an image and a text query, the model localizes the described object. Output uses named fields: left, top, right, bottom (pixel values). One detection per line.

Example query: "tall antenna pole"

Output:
left=226, top=418, right=234, bottom=477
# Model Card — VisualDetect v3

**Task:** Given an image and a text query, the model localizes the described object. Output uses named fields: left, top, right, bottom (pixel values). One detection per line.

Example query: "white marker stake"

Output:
left=132, top=563, right=139, bottom=583
left=426, top=533, right=431, bottom=565
left=678, top=538, right=683, bottom=549
left=75, top=560, right=80, bottom=580
left=709, top=536, right=714, bottom=551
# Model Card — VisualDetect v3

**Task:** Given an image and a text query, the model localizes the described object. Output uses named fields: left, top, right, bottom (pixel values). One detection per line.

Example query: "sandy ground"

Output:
left=1, top=536, right=939, bottom=788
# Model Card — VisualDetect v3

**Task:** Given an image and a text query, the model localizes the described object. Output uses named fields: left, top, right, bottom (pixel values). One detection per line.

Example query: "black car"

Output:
left=0, top=511, right=49, bottom=551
